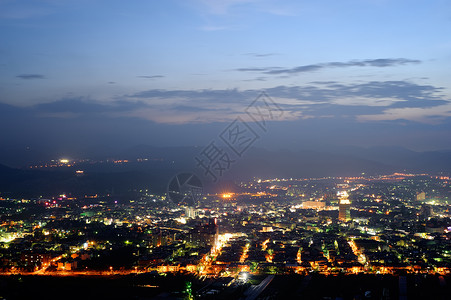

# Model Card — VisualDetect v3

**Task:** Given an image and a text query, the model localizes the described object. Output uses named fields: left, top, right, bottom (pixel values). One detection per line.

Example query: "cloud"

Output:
left=16, top=74, right=45, bottom=80
left=264, top=81, right=443, bottom=104
left=358, top=103, right=451, bottom=124
left=237, top=58, right=421, bottom=75
left=129, top=88, right=251, bottom=104
left=361, top=58, right=420, bottom=67
left=126, top=80, right=447, bottom=123
left=242, top=77, right=267, bottom=82
left=5, top=80, right=446, bottom=125
left=309, top=81, right=445, bottom=106
left=137, top=75, right=164, bottom=79
left=236, top=67, right=279, bottom=72
left=33, top=98, right=147, bottom=117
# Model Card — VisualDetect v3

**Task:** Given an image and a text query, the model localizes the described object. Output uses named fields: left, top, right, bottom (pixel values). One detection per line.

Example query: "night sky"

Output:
left=1, top=0, right=451, bottom=166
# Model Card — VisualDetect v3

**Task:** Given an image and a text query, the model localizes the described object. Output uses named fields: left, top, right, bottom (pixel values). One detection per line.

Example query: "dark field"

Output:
left=0, top=273, right=449, bottom=300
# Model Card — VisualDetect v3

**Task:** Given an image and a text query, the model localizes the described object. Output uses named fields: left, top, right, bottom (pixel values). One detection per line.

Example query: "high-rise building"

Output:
left=188, top=218, right=218, bottom=249
left=419, top=204, right=432, bottom=220
left=338, top=191, right=351, bottom=221
left=185, top=206, right=200, bottom=219
left=339, top=199, right=351, bottom=221
left=151, top=228, right=174, bottom=247
left=416, top=191, right=426, bottom=201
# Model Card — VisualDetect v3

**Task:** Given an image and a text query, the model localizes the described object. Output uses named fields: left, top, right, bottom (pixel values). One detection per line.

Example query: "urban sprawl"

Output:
left=1, top=173, right=450, bottom=279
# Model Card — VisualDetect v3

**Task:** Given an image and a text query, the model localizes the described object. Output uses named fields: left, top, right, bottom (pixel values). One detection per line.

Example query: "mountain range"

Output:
left=0, top=144, right=449, bottom=198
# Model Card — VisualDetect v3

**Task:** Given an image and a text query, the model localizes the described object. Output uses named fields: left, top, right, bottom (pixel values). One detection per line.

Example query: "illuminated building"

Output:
left=261, top=226, right=273, bottom=232
left=302, top=201, right=326, bottom=210
left=339, top=199, right=351, bottom=221
left=188, top=218, right=218, bottom=249
left=185, top=206, right=199, bottom=219
left=338, top=191, right=351, bottom=221
left=21, top=252, right=53, bottom=267
left=151, top=228, right=174, bottom=247
left=416, top=191, right=426, bottom=201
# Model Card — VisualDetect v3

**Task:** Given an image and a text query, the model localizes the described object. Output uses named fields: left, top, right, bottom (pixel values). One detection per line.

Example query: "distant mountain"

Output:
left=1, top=145, right=450, bottom=198
left=107, top=145, right=451, bottom=182
left=224, top=148, right=394, bottom=179
left=116, top=144, right=201, bottom=162
left=0, top=163, right=172, bottom=198
left=0, top=163, right=13, bottom=172
left=330, top=146, right=451, bottom=173
left=76, top=145, right=451, bottom=178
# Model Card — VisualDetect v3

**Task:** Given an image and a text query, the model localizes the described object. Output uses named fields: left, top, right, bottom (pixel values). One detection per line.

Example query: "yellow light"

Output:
left=222, top=193, right=232, bottom=199
left=60, top=159, right=69, bottom=164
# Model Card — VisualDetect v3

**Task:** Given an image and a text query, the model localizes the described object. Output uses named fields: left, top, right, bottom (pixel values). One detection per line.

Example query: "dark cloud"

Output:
left=269, top=64, right=322, bottom=74
left=172, top=105, right=216, bottom=112
left=361, top=58, right=420, bottom=67
left=129, top=88, right=253, bottom=104
left=0, top=80, right=445, bottom=126
left=266, top=81, right=446, bottom=109
left=237, top=58, right=421, bottom=75
left=128, top=80, right=446, bottom=112
left=242, top=77, right=267, bottom=82
left=308, top=81, right=339, bottom=85
left=123, top=80, right=449, bottom=124
left=16, top=74, right=45, bottom=79
left=137, top=75, right=165, bottom=79
left=33, top=98, right=147, bottom=115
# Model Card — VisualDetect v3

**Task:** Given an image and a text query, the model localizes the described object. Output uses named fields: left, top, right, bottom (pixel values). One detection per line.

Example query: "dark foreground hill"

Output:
left=0, top=273, right=449, bottom=300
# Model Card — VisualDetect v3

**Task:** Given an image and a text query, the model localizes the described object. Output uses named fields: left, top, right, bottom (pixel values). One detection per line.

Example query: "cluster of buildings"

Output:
left=0, top=173, right=450, bottom=277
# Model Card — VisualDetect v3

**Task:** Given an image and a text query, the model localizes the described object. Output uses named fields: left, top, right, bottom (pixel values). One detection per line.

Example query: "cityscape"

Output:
left=0, top=167, right=450, bottom=299
left=2, top=0, right=451, bottom=299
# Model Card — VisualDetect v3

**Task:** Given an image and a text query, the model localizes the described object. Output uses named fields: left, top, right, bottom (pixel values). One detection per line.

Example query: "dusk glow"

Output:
left=0, top=1, right=450, bottom=299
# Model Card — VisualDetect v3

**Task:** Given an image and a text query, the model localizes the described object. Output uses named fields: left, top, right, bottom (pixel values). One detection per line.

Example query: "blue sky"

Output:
left=1, top=0, right=451, bottom=153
